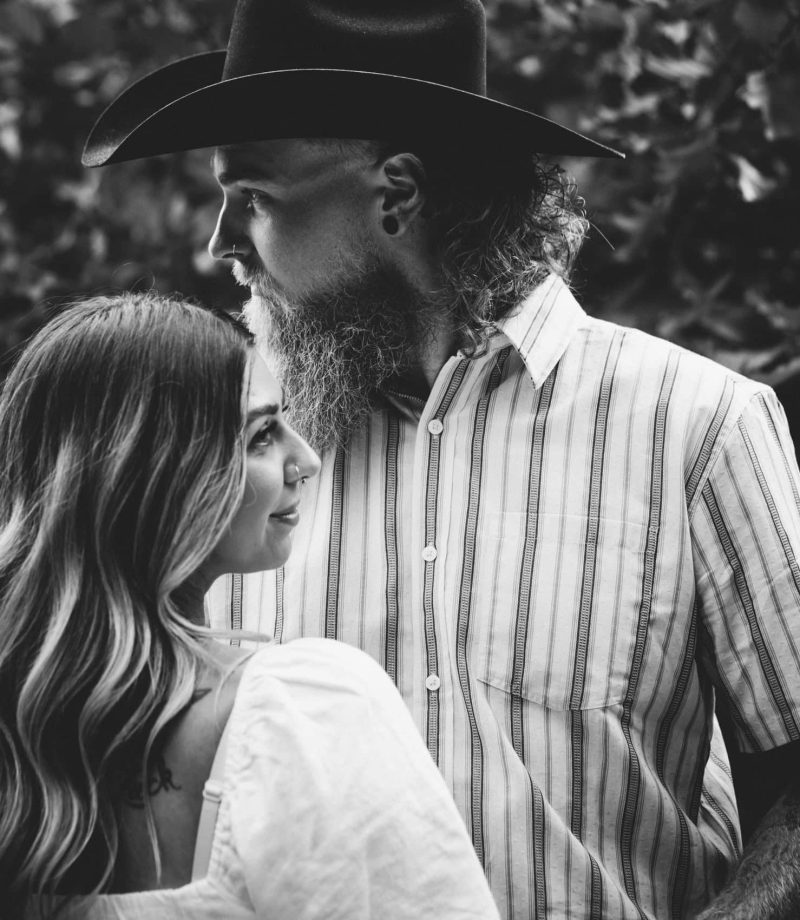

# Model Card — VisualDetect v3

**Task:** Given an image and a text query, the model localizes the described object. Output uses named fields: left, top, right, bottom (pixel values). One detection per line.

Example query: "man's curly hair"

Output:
left=367, top=140, right=588, bottom=356
left=419, top=147, right=588, bottom=355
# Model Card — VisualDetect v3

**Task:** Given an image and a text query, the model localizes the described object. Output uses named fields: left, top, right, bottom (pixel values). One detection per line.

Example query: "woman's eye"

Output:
left=250, top=420, right=276, bottom=450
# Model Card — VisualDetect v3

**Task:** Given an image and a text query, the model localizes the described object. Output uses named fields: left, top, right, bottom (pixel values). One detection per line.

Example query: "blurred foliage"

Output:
left=485, top=0, right=800, bottom=391
left=1, top=0, right=799, bottom=396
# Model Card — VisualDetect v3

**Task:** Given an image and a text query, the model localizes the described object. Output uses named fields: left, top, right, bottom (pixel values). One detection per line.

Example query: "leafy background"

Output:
left=1, top=0, right=799, bottom=430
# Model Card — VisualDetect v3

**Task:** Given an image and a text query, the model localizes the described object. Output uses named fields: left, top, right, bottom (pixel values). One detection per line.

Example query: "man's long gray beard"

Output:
left=241, top=260, right=434, bottom=454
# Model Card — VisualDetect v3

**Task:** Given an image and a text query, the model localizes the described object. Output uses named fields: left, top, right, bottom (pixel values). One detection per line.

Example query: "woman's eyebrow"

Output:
left=246, top=402, right=280, bottom=422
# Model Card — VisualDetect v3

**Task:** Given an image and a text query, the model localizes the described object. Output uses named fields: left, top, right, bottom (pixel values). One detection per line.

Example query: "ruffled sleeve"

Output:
left=225, top=638, right=500, bottom=920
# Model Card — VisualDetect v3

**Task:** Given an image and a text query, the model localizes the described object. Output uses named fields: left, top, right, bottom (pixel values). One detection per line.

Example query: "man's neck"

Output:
left=392, top=307, right=459, bottom=400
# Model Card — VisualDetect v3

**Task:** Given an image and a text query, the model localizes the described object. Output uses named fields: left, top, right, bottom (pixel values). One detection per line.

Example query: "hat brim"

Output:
left=83, top=52, right=623, bottom=167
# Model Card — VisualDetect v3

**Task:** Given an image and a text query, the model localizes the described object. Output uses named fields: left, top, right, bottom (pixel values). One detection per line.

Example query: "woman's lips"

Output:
left=270, top=506, right=299, bottom=527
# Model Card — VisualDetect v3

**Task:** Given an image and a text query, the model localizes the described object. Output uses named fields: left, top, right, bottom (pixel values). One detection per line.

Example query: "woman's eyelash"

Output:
left=250, top=420, right=276, bottom=447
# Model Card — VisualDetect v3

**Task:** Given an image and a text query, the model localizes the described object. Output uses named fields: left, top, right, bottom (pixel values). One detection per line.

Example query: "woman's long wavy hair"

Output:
left=0, top=292, right=253, bottom=916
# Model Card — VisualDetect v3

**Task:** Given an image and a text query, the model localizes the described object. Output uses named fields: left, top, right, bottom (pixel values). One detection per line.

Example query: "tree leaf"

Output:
left=643, top=54, right=712, bottom=84
left=733, top=0, right=790, bottom=47
left=730, top=155, right=779, bottom=202
left=0, top=2, right=45, bottom=43
left=656, top=20, right=691, bottom=46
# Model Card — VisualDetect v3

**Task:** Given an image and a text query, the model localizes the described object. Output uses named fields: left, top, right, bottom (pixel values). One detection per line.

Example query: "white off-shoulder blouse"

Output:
left=35, top=638, right=500, bottom=919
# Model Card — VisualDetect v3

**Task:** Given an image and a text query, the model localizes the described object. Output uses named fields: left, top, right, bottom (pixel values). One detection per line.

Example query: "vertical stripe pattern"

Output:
left=325, top=446, right=346, bottom=640
left=384, top=414, right=401, bottom=682
left=456, top=347, right=511, bottom=860
left=511, top=367, right=554, bottom=758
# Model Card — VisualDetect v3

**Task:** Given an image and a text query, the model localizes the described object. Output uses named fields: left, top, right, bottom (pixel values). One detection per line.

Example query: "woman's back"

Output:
left=110, top=645, right=246, bottom=893
left=35, top=639, right=500, bottom=920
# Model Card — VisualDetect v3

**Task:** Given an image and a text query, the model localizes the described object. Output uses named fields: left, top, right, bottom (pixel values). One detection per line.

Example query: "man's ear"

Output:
left=378, top=153, right=427, bottom=236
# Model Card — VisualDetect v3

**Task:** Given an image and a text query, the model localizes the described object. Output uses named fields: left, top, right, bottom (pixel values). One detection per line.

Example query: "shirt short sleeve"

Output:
left=691, top=388, right=800, bottom=752
left=224, top=638, right=500, bottom=919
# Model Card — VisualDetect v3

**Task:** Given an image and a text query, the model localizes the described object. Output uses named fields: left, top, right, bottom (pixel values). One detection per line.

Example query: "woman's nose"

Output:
left=286, top=436, right=321, bottom=485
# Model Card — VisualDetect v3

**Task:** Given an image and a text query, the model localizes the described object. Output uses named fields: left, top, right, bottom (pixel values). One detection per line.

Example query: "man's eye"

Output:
left=243, top=188, right=270, bottom=208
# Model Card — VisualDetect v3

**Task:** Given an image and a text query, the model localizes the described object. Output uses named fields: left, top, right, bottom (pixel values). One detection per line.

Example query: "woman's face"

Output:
left=205, top=352, right=320, bottom=578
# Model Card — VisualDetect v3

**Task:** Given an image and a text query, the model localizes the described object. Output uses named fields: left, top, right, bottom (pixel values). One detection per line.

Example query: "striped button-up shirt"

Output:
left=208, top=275, right=800, bottom=919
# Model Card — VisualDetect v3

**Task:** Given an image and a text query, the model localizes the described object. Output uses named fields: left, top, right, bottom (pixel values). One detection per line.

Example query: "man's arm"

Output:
left=697, top=740, right=800, bottom=920
left=689, top=386, right=800, bottom=919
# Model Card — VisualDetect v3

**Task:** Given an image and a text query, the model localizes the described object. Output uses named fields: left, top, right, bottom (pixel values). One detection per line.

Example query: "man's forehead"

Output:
left=246, top=352, right=284, bottom=412
left=212, top=139, right=363, bottom=184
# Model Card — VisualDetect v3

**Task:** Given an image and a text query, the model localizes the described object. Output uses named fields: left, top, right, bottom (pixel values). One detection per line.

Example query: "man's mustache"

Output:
left=231, top=260, right=285, bottom=297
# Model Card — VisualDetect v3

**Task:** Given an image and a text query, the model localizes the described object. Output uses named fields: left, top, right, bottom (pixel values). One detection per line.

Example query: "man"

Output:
left=83, top=1, right=800, bottom=917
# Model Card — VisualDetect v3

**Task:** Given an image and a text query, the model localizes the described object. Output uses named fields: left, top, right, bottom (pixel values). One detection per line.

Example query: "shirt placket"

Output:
left=409, top=355, right=471, bottom=764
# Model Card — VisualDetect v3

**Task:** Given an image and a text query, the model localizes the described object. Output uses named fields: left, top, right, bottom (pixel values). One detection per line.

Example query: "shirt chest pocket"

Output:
left=473, top=511, right=650, bottom=710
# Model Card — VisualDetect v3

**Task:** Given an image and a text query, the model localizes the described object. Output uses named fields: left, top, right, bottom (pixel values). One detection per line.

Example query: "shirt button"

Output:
left=422, top=544, right=438, bottom=562
left=425, top=674, right=441, bottom=691
left=427, top=419, right=444, bottom=436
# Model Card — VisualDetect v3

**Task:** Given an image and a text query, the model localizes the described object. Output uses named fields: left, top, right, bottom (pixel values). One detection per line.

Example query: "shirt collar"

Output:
left=490, top=274, right=587, bottom=389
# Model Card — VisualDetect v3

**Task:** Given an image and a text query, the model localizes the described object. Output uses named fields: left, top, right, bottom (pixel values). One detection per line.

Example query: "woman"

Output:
left=0, top=293, right=500, bottom=920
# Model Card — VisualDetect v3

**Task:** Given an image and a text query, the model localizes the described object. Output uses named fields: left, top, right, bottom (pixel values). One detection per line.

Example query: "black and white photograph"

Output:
left=1, top=1, right=799, bottom=917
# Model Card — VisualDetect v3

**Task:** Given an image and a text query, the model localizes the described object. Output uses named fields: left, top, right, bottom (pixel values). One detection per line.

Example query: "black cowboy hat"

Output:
left=82, top=0, right=624, bottom=168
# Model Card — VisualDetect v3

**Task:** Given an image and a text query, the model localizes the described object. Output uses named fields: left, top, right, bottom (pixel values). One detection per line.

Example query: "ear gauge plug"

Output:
left=382, top=215, right=399, bottom=235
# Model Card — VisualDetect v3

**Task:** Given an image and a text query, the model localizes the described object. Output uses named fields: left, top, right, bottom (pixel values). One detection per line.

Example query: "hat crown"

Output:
left=222, top=0, right=487, bottom=94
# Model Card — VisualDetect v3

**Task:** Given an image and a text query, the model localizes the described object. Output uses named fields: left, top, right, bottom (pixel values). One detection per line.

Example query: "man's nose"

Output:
left=208, top=200, right=240, bottom=261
